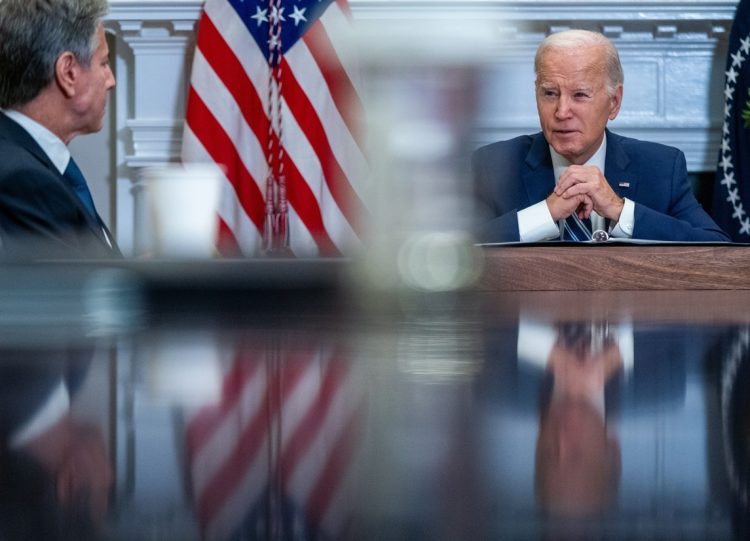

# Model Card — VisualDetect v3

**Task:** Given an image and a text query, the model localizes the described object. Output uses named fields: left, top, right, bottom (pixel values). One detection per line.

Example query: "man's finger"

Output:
left=577, top=195, right=594, bottom=218
left=560, top=182, right=592, bottom=199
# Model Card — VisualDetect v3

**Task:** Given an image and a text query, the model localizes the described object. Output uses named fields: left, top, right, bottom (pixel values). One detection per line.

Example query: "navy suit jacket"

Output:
left=0, top=112, right=120, bottom=258
left=472, top=130, right=729, bottom=243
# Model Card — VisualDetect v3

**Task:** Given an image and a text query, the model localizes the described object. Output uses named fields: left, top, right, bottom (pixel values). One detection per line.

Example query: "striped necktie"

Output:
left=561, top=213, right=593, bottom=241
left=63, top=158, right=98, bottom=219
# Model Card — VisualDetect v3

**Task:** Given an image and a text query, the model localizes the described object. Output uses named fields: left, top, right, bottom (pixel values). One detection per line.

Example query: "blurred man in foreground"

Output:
left=0, top=0, right=119, bottom=258
left=473, top=29, right=728, bottom=243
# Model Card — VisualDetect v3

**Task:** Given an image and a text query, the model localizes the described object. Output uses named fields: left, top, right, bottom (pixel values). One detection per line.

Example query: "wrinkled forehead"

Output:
left=536, top=46, right=607, bottom=87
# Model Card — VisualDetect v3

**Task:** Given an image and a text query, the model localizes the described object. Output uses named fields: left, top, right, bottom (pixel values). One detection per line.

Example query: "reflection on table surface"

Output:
left=1, top=263, right=750, bottom=540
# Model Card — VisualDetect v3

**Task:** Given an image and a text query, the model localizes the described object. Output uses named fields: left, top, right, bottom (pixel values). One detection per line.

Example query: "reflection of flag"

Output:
left=185, top=346, right=364, bottom=540
left=713, top=0, right=750, bottom=241
left=182, top=0, right=368, bottom=256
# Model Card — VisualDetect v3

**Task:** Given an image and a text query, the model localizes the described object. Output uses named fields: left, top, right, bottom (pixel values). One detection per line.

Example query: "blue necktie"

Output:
left=561, top=213, right=593, bottom=241
left=63, top=158, right=98, bottom=219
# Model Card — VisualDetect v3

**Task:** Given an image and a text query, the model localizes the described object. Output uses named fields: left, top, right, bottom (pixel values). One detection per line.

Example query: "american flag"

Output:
left=182, top=0, right=368, bottom=256
left=184, top=343, right=365, bottom=540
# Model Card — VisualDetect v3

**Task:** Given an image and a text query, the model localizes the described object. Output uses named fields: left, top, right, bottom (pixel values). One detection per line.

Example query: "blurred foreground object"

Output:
left=347, top=17, right=503, bottom=292
left=142, top=164, right=222, bottom=259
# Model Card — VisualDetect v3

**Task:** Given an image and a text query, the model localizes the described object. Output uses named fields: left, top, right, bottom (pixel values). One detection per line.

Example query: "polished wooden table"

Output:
left=0, top=260, right=749, bottom=540
left=477, top=244, right=750, bottom=291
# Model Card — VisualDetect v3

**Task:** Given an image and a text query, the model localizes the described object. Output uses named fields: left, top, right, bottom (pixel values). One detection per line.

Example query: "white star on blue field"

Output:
left=229, top=0, right=333, bottom=63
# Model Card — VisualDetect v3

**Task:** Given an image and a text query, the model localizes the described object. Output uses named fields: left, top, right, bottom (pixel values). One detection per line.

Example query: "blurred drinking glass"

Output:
left=142, top=164, right=223, bottom=259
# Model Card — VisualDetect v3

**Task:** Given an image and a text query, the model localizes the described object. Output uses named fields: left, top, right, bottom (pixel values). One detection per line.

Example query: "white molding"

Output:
left=106, top=0, right=740, bottom=23
left=107, top=0, right=203, bottom=22
left=125, top=120, right=184, bottom=168
left=348, top=0, right=739, bottom=20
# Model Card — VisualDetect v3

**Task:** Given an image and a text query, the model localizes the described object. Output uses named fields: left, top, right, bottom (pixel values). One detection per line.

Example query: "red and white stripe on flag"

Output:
left=184, top=345, right=365, bottom=540
left=182, top=0, right=368, bottom=257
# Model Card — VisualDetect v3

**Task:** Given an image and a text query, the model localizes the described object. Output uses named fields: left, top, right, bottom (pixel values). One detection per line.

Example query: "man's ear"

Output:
left=608, top=84, right=623, bottom=121
left=54, top=52, right=78, bottom=98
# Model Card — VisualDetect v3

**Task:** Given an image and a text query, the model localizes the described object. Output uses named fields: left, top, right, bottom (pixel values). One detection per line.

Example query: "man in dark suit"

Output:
left=0, top=0, right=119, bottom=258
left=473, top=29, right=728, bottom=243
left=0, top=346, right=112, bottom=539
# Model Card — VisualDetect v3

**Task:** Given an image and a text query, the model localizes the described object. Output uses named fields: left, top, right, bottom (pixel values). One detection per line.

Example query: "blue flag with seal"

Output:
left=713, top=0, right=750, bottom=241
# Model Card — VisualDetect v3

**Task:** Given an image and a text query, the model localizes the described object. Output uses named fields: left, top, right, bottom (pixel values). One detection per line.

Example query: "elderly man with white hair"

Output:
left=473, top=29, right=728, bottom=243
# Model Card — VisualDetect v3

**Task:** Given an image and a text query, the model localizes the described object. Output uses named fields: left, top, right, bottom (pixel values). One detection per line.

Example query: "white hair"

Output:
left=534, top=29, right=624, bottom=96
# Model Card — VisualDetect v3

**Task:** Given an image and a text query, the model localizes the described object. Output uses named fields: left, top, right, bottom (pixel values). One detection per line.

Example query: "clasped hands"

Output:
left=546, top=165, right=624, bottom=222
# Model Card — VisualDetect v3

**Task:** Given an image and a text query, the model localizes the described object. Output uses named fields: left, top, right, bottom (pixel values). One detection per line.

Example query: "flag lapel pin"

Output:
left=618, top=181, right=631, bottom=188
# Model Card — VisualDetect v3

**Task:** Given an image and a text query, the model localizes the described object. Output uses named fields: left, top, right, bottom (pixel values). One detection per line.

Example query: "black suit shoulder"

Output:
left=0, top=114, right=116, bottom=258
left=0, top=144, right=90, bottom=244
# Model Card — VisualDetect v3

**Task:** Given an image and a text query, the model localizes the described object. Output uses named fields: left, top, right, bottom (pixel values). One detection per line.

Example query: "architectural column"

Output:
left=107, top=2, right=200, bottom=254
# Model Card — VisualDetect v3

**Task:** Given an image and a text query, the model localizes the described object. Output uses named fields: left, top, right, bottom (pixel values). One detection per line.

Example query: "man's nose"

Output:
left=555, top=95, right=572, bottom=119
left=106, top=67, right=116, bottom=90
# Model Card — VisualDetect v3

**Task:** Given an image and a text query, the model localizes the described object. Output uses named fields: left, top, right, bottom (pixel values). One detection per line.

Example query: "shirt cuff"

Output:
left=610, top=198, right=635, bottom=238
left=518, top=201, right=560, bottom=242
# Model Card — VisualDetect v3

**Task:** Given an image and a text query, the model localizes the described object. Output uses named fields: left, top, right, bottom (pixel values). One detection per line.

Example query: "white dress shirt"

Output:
left=517, top=134, right=636, bottom=242
left=3, top=109, right=70, bottom=174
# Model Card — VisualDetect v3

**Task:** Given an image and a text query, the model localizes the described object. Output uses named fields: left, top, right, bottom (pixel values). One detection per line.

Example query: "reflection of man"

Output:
left=0, top=349, right=112, bottom=538
left=0, top=0, right=119, bottom=257
left=473, top=29, right=728, bottom=243
left=533, top=325, right=622, bottom=517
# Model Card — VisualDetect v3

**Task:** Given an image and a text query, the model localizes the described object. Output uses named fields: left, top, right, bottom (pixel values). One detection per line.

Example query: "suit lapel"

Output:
left=522, top=132, right=556, bottom=205
left=604, top=129, right=636, bottom=198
